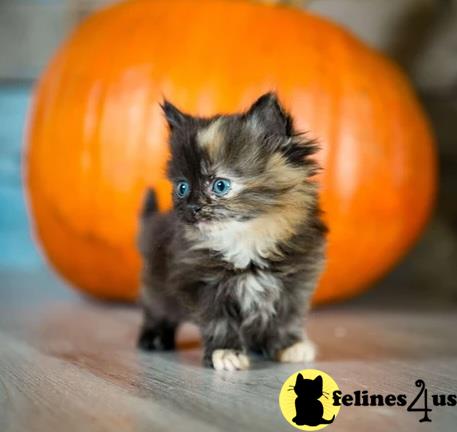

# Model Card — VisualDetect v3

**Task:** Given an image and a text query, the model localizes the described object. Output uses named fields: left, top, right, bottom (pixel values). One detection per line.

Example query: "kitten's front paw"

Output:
left=277, top=340, right=316, bottom=363
left=211, top=349, right=250, bottom=371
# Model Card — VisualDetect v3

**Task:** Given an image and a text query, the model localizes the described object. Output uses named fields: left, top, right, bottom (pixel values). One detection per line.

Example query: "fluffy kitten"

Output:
left=138, top=92, right=327, bottom=371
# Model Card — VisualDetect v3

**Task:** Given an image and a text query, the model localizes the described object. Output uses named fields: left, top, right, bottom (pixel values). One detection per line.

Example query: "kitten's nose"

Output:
left=187, top=204, right=202, bottom=215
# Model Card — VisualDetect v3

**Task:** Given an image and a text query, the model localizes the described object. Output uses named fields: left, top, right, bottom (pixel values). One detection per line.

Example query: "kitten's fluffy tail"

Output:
left=141, top=188, right=158, bottom=218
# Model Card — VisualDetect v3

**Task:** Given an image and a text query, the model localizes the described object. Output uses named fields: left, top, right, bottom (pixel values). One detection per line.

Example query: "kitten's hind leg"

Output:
left=137, top=283, right=183, bottom=351
left=138, top=317, right=177, bottom=351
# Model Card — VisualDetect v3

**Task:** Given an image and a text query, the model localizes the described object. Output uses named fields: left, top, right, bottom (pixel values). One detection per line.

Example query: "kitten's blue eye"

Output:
left=212, top=178, right=231, bottom=196
left=176, top=181, right=190, bottom=199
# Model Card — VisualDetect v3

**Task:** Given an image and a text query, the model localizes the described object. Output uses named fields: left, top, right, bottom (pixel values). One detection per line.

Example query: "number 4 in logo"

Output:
left=407, top=379, right=432, bottom=422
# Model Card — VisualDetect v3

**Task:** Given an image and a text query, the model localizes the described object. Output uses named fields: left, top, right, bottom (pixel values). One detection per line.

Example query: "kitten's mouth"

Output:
left=183, top=211, right=206, bottom=224
left=183, top=214, right=212, bottom=226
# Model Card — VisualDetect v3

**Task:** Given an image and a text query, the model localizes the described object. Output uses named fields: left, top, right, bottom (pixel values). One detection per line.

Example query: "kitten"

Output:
left=291, top=374, right=334, bottom=426
left=137, top=92, right=327, bottom=371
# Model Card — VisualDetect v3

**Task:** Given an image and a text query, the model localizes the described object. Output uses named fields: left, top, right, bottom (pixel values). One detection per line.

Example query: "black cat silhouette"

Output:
left=291, top=374, right=335, bottom=426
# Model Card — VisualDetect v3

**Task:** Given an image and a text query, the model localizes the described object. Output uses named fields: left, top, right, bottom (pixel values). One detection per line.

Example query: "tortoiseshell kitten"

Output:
left=138, top=92, right=327, bottom=371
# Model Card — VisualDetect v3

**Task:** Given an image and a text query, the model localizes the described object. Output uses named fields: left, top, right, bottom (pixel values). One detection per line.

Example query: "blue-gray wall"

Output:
left=0, top=85, right=43, bottom=269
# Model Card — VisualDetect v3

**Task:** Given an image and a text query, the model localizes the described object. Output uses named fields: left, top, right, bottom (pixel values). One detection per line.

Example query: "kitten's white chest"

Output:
left=194, top=218, right=282, bottom=269
left=188, top=219, right=285, bottom=325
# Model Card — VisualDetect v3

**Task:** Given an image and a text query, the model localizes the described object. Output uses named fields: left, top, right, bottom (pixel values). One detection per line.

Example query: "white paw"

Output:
left=278, top=340, right=316, bottom=363
left=212, top=349, right=250, bottom=371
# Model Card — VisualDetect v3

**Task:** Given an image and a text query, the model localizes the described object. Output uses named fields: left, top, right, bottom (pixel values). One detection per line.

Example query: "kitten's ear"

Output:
left=296, top=373, right=304, bottom=382
left=161, top=99, right=189, bottom=130
left=245, top=92, right=292, bottom=136
left=314, top=375, right=323, bottom=389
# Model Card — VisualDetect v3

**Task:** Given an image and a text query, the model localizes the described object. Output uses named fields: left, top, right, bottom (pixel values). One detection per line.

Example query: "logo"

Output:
left=279, top=369, right=341, bottom=431
left=279, top=370, right=457, bottom=428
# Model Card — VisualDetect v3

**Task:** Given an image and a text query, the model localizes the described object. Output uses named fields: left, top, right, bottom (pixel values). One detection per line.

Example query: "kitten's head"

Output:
left=293, top=374, right=324, bottom=399
left=163, top=92, right=318, bottom=227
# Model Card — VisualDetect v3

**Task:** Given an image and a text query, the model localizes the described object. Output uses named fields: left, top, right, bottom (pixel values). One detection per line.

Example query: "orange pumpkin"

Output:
left=25, top=0, right=436, bottom=305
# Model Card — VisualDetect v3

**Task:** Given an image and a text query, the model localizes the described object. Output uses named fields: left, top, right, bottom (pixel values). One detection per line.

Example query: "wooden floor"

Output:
left=0, top=269, right=456, bottom=432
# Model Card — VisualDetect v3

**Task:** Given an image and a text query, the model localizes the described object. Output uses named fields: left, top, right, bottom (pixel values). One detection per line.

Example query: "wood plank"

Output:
left=1, top=282, right=456, bottom=432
